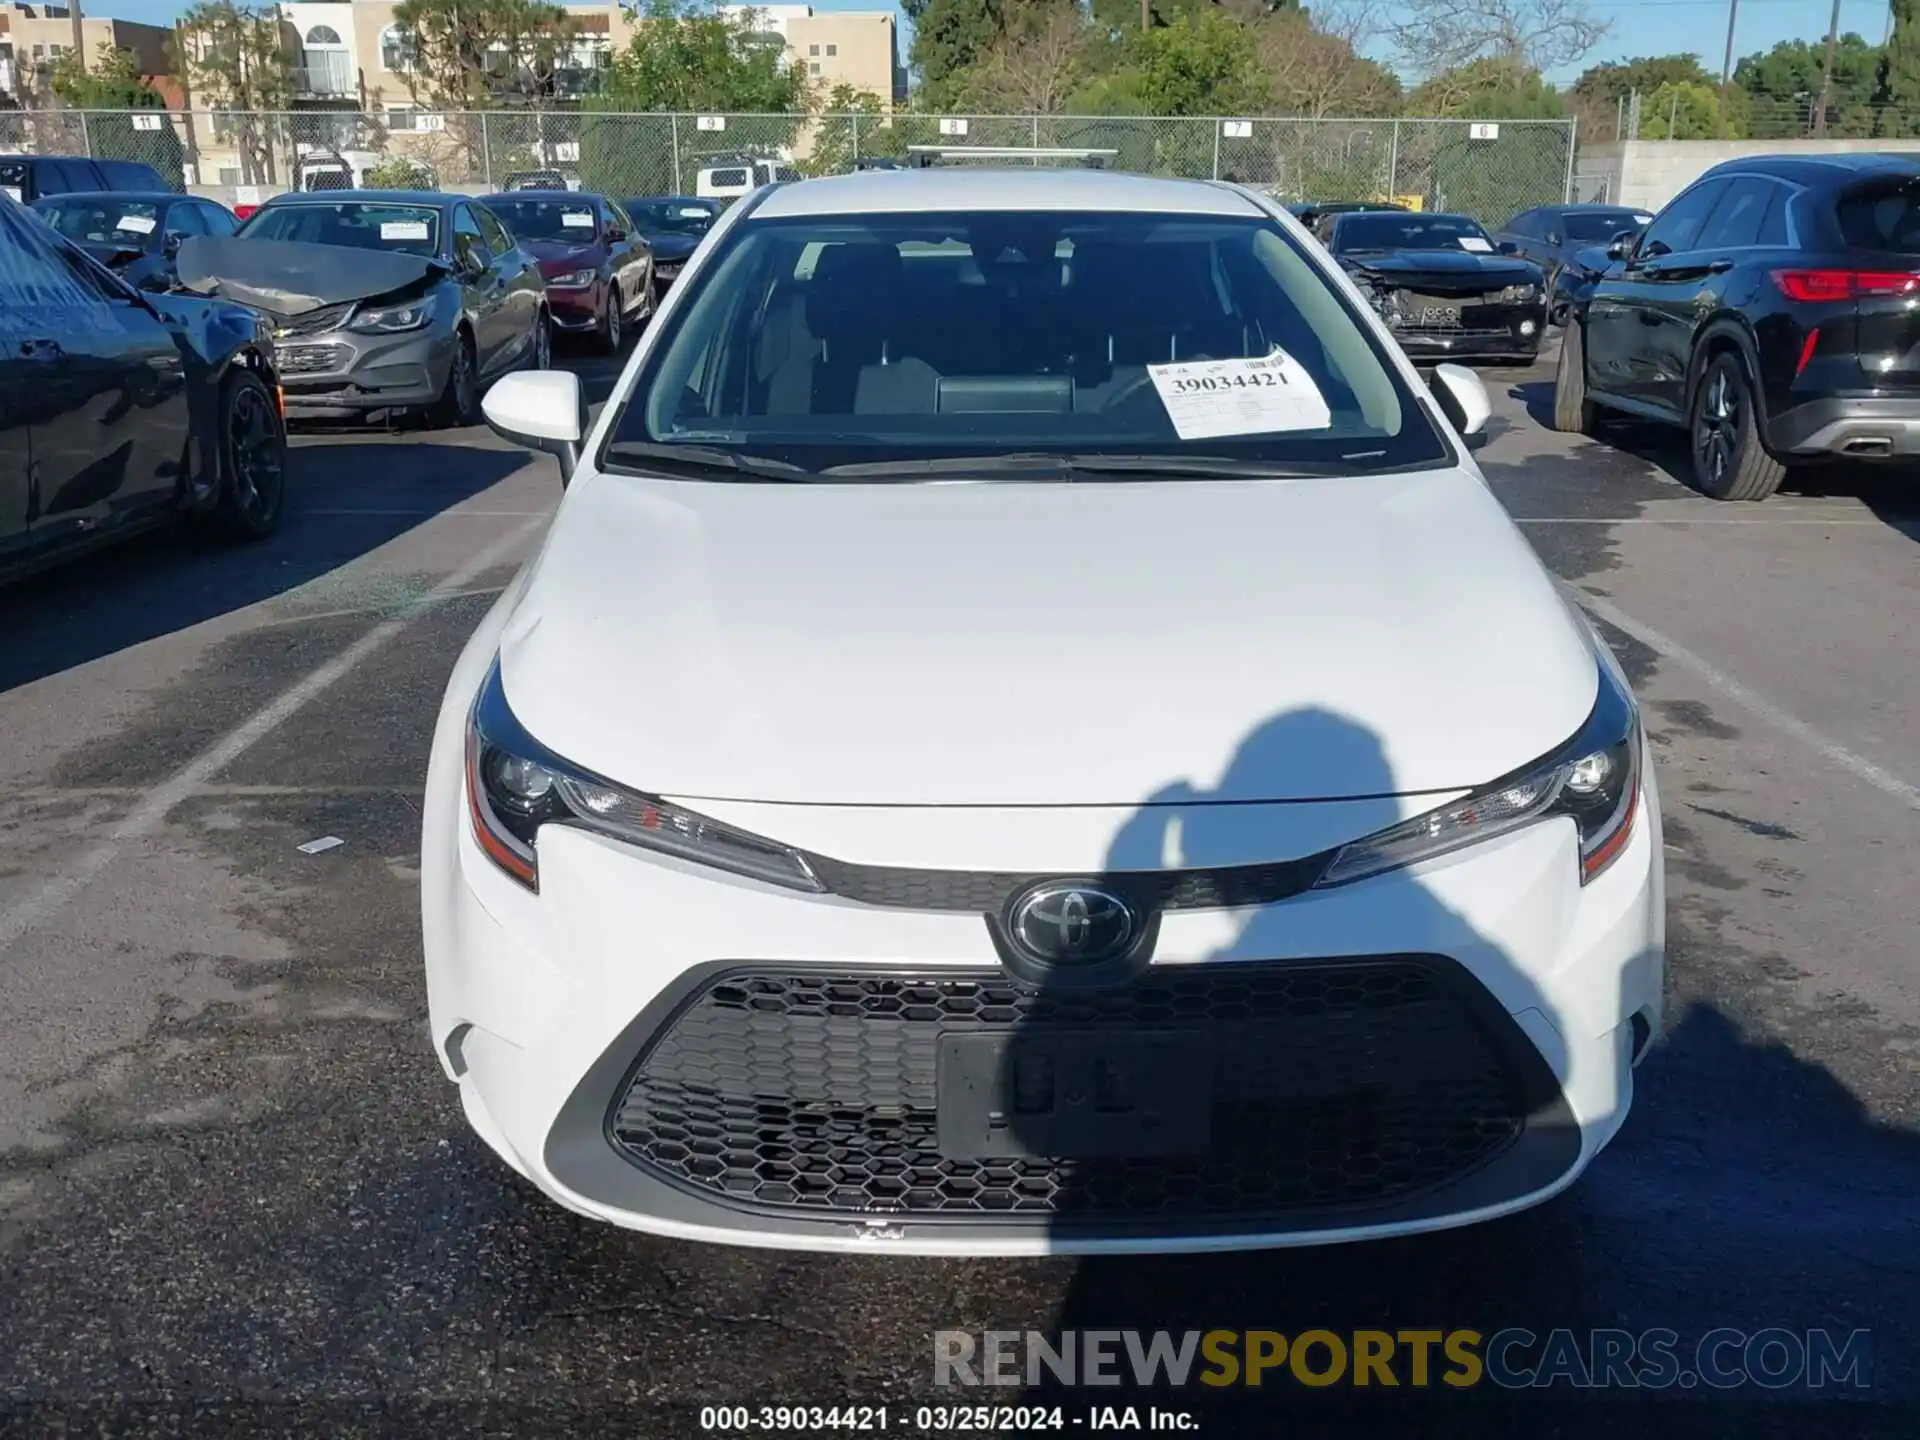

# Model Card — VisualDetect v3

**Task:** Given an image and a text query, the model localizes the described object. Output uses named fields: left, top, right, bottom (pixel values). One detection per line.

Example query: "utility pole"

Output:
left=1140, top=0, right=1149, bottom=32
left=68, top=0, right=87, bottom=74
left=1814, top=0, right=1843, bottom=135
left=1720, top=0, right=1739, bottom=84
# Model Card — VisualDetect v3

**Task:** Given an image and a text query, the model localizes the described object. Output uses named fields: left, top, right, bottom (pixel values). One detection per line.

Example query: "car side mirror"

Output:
left=163, top=233, right=183, bottom=257
left=1606, top=231, right=1638, bottom=261
left=1430, top=363, right=1491, bottom=448
left=1545, top=232, right=1562, bottom=247
left=606, top=226, right=625, bottom=242
left=481, top=370, right=586, bottom=484
left=1495, top=239, right=1519, bottom=255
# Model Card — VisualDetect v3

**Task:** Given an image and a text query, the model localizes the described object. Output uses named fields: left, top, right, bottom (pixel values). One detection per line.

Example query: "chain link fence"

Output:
left=0, top=108, right=1578, bottom=221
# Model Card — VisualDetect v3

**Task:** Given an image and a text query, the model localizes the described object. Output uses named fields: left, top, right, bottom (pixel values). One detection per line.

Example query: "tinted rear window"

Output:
left=1836, top=179, right=1920, bottom=253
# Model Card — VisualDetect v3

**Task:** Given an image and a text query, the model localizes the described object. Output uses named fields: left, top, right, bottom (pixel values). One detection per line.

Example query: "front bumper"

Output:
left=543, top=282, right=602, bottom=330
left=1381, top=299, right=1548, bottom=362
left=275, top=324, right=453, bottom=418
left=424, top=755, right=1665, bottom=1255
left=1768, top=395, right=1920, bottom=458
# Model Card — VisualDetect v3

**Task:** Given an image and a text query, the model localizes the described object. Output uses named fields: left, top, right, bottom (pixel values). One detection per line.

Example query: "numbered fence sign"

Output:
left=553, top=141, right=580, bottom=162
left=1468, top=122, right=1501, bottom=141
left=131, top=113, right=163, bottom=131
left=938, top=118, right=969, bottom=136
left=696, top=115, right=726, bottom=132
left=417, top=113, right=445, bottom=132
left=1222, top=120, right=1253, bottom=139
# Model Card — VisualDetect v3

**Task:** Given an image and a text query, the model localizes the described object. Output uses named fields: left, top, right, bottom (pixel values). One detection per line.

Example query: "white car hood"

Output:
left=499, top=467, right=1598, bottom=807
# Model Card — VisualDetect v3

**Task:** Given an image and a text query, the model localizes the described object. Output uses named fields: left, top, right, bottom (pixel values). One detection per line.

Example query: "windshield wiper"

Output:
left=819, top=452, right=1380, bottom=481
left=601, top=441, right=815, bottom=482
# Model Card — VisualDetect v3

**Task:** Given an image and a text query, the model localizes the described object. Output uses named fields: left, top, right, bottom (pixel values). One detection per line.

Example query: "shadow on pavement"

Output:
left=0, top=440, right=529, bottom=697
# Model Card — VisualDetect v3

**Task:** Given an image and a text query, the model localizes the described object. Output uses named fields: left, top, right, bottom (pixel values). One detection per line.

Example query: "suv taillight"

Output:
left=1771, top=268, right=1920, bottom=302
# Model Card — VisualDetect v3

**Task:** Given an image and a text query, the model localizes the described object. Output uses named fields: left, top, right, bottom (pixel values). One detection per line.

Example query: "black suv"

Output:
left=0, top=156, right=171, bottom=205
left=1554, top=153, right=1920, bottom=500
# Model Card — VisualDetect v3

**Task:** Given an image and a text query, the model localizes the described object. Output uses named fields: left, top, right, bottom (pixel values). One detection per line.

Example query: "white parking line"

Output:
left=1576, top=588, right=1920, bottom=814
left=1520, top=517, right=1889, bottom=526
left=0, top=512, right=550, bottom=954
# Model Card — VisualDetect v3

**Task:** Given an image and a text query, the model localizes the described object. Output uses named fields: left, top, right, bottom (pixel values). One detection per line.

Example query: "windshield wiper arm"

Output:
left=819, top=453, right=1368, bottom=481
left=601, top=441, right=815, bottom=482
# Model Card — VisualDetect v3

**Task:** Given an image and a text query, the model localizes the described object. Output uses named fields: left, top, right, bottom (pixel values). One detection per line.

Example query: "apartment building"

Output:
left=722, top=3, right=902, bottom=105
left=0, top=2, right=172, bottom=106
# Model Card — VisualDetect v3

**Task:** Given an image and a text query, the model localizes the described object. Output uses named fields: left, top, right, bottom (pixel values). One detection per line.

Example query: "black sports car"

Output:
left=1322, top=210, right=1548, bottom=363
left=1287, top=199, right=1407, bottom=231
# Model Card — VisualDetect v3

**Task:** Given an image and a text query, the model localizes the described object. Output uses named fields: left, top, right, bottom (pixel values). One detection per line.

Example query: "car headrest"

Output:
left=807, top=242, right=901, bottom=339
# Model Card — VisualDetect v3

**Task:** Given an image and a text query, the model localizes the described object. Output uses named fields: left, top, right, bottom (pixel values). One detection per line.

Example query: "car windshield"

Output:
left=239, top=201, right=442, bottom=256
left=34, top=198, right=161, bottom=248
left=627, top=199, right=716, bottom=236
left=605, top=207, right=1448, bottom=479
left=1335, top=214, right=1493, bottom=253
left=1564, top=211, right=1642, bottom=241
left=487, top=197, right=600, bottom=242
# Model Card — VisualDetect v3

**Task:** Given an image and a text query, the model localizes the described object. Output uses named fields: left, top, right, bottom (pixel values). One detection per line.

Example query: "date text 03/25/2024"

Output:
left=698, top=1405, right=1198, bottom=1432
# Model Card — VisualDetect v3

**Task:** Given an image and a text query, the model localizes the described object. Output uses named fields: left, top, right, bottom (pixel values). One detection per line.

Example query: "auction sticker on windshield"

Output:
left=562, top=211, right=594, bottom=228
left=117, top=214, right=157, bottom=235
left=1147, top=351, right=1332, bottom=440
left=381, top=220, right=430, bottom=241
left=1458, top=236, right=1493, bottom=252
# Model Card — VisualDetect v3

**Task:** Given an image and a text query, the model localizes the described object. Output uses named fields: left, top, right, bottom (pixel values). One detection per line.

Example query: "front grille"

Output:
left=275, top=302, right=355, bottom=338
left=608, top=960, right=1538, bottom=1223
left=278, top=343, right=348, bottom=375
left=802, top=852, right=1328, bottom=912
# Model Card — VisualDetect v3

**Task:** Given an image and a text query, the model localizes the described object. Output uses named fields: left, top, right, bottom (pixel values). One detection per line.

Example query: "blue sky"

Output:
left=94, top=0, right=1889, bottom=91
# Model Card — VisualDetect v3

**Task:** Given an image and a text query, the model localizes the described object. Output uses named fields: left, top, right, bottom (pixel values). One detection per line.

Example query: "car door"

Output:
left=197, top=202, right=240, bottom=237
left=156, top=200, right=207, bottom=290
left=1586, top=178, right=1730, bottom=405
left=1640, top=176, right=1779, bottom=413
left=451, top=202, right=512, bottom=377
left=473, top=202, right=539, bottom=367
left=604, top=200, right=650, bottom=309
left=22, top=239, right=192, bottom=542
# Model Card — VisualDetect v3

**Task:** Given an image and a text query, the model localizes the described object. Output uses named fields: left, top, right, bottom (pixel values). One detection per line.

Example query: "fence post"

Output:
left=851, top=109, right=860, bottom=169
left=1386, top=118, right=1400, bottom=197
left=78, top=110, right=91, bottom=157
left=481, top=112, right=493, bottom=187
left=670, top=113, right=682, bottom=193
left=1211, top=117, right=1221, bottom=180
left=1032, top=114, right=1040, bottom=148
left=1563, top=116, right=1578, bottom=203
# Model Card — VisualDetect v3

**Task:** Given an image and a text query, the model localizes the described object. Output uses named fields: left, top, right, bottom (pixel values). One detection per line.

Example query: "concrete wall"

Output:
left=1601, top=138, right=1920, bottom=211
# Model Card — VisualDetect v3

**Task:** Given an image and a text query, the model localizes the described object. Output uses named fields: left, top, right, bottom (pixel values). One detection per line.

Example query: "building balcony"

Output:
left=293, top=51, right=356, bottom=98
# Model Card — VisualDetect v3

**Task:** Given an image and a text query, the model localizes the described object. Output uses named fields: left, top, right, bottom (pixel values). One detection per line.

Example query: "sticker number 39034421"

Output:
left=1146, top=350, right=1333, bottom=440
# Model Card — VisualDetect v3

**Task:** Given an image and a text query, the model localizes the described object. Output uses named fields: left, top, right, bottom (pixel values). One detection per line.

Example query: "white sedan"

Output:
left=421, top=168, right=1664, bottom=1255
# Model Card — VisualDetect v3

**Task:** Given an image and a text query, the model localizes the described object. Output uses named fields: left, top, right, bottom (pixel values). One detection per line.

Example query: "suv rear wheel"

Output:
left=1552, top=318, right=1599, bottom=434
left=1690, top=351, right=1786, bottom=501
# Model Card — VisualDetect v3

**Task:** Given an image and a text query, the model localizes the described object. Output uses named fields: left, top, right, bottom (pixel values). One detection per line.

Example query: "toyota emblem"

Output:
left=1008, top=882, right=1138, bottom=966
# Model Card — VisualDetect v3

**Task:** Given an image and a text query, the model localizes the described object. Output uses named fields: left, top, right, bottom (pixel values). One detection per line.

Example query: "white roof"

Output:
left=753, top=168, right=1265, bottom=219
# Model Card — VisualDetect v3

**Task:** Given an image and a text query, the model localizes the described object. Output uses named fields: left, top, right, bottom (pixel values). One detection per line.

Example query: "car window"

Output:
left=1331, top=213, right=1495, bottom=253
left=473, top=204, right=513, bottom=256
left=482, top=196, right=596, bottom=243
left=1505, top=211, right=1539, bottom=238
left=607, top=208, right=1451, bottom=478
left=0, top=203, right=126, bottom=328
left=1757, top=186, right=1791, bottom=247
left=199, top=203, right=239, bottom=237
left=1835, top=177, right=1920, bottom=253
left=606, top=201, right=634, bottom=236
left=1638, top=179, right=1730, bottom=257
left=453, top=203, right=489, bottom=267
left=0, top=160, right=26, bottom=202
left=241, top=200, right=442, bottom=257
left=1695, top=177, right=1776, bottom=250
left=36, top=197, right=164, bottom=248
left=707, top=168, right=750, bottom=190
left=1565, top=211, right=1639, bottom=243
left=45, top=159, right=100, bottom=193
left=626, top=199, right=716, bottom=236
left=164, top=203, right=207, bottom=239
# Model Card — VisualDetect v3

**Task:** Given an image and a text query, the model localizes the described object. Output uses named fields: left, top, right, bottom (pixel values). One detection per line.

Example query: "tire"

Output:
left=1552, top=317, right=1600, bottom=434
left=597, top=285, right=623, bottom=354
left=210, top=368, right=287, bottom=541
left=1690, top=350, right=1786, bottom=502
left=432, top=329, right=479, bottom=428
left=527, top=308, right=552, bottom=371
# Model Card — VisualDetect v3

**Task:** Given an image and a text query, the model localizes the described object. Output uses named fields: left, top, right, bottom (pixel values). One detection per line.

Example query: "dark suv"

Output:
left=1554, top=153, right=1920, bottom=500
left=0, top=156, right=171, bottom=205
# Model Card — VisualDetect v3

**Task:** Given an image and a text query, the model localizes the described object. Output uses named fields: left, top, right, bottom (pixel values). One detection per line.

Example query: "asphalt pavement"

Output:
left=0, top=340, right=1915, bottom=1437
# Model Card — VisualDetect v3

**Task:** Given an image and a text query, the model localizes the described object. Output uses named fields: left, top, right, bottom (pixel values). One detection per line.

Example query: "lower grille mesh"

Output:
left=608, top=962, right=1534, bottom=1222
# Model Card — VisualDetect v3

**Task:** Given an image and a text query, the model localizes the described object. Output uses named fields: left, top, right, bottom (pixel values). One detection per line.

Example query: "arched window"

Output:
left=303, top=24, right=343, bottom=45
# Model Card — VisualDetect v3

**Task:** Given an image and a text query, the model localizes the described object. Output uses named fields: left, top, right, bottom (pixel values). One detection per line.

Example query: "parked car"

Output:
left=481, top=190, right=653, bottom=352
left=500, top=170, right=575, bottom=192
left=1286, top=199, right=1407, bottom=230
left=1554, top=152, right=1920, bottom=500
left=620, top=195, right=718, bottom=296
left=1495, top=203, right=1654, bottom=308
left=0, top=155, right=171, bottom=206
left=1322, top=209, right=1548, bottom=363
left=0, top=196, right=286, bottom=582
left=428, top=169, right=1663, bottom=1256
left=29, top=191, right=240, bottom=292
left=695, top=156, right=800, bottom=203
left=178, top=190, right=550, bottom=427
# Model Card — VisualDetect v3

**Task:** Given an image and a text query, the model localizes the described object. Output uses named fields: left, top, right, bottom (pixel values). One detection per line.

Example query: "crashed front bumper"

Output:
left=275, top=324, right=456, bottom=417
left=1377, top=298, right=1549, bottom=362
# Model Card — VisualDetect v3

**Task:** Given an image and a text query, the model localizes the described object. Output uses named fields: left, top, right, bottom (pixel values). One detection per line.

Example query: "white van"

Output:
left=694, top=157, right=800, bottom=202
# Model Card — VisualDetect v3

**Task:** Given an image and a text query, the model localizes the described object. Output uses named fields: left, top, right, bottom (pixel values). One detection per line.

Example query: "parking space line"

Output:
left=0, top=512, right=550, bottom=955
left=1576, top=588, right=1920, bottom=814
left=1518, top=517, right=1888, bottom=526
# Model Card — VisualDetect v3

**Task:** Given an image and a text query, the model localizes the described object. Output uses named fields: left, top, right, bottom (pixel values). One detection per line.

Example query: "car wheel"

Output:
left=598, top=286, right=623, bottom=354
left=1551, top=318, right=1600, bottom=434
left=210, top=368, right=287, bottom=540
left=433, top=329, right=479, bottom=428
left=529, top=308, right=552, bottom=371
left=1690, top=350, right=1786, bottom=502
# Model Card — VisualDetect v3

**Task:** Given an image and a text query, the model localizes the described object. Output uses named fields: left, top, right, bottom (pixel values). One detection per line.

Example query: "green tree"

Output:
left=1637, top=80, right=1739, bottom=138
left=1881, top=0, right=1920, bottom=132
left=172, top=1, right=292, bottom=185
left=362, top=155, right=438, bottom=187
left=805, top=83, right=885, bottom=176
left=48, top=43, right=186, bottom=189
left=910, top=0, right=1002, bottom=102
left=1572, top=53, right=1715, bottom=107
left=390, top=0, right=579, bottom=107
left=576, top=1, right=810, bottom=199
left=1109, top=10, right=1266, bottom=117
left=1734, top=34, right=1881, bottom=136
left=1409, top=57, right=1563, bottom=118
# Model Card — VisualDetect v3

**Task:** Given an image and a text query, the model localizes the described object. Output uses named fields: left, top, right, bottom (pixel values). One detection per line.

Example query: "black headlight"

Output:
left=1315, top=655, right=1641, bottom=888
left=464, top=661, right=823, bottom=894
